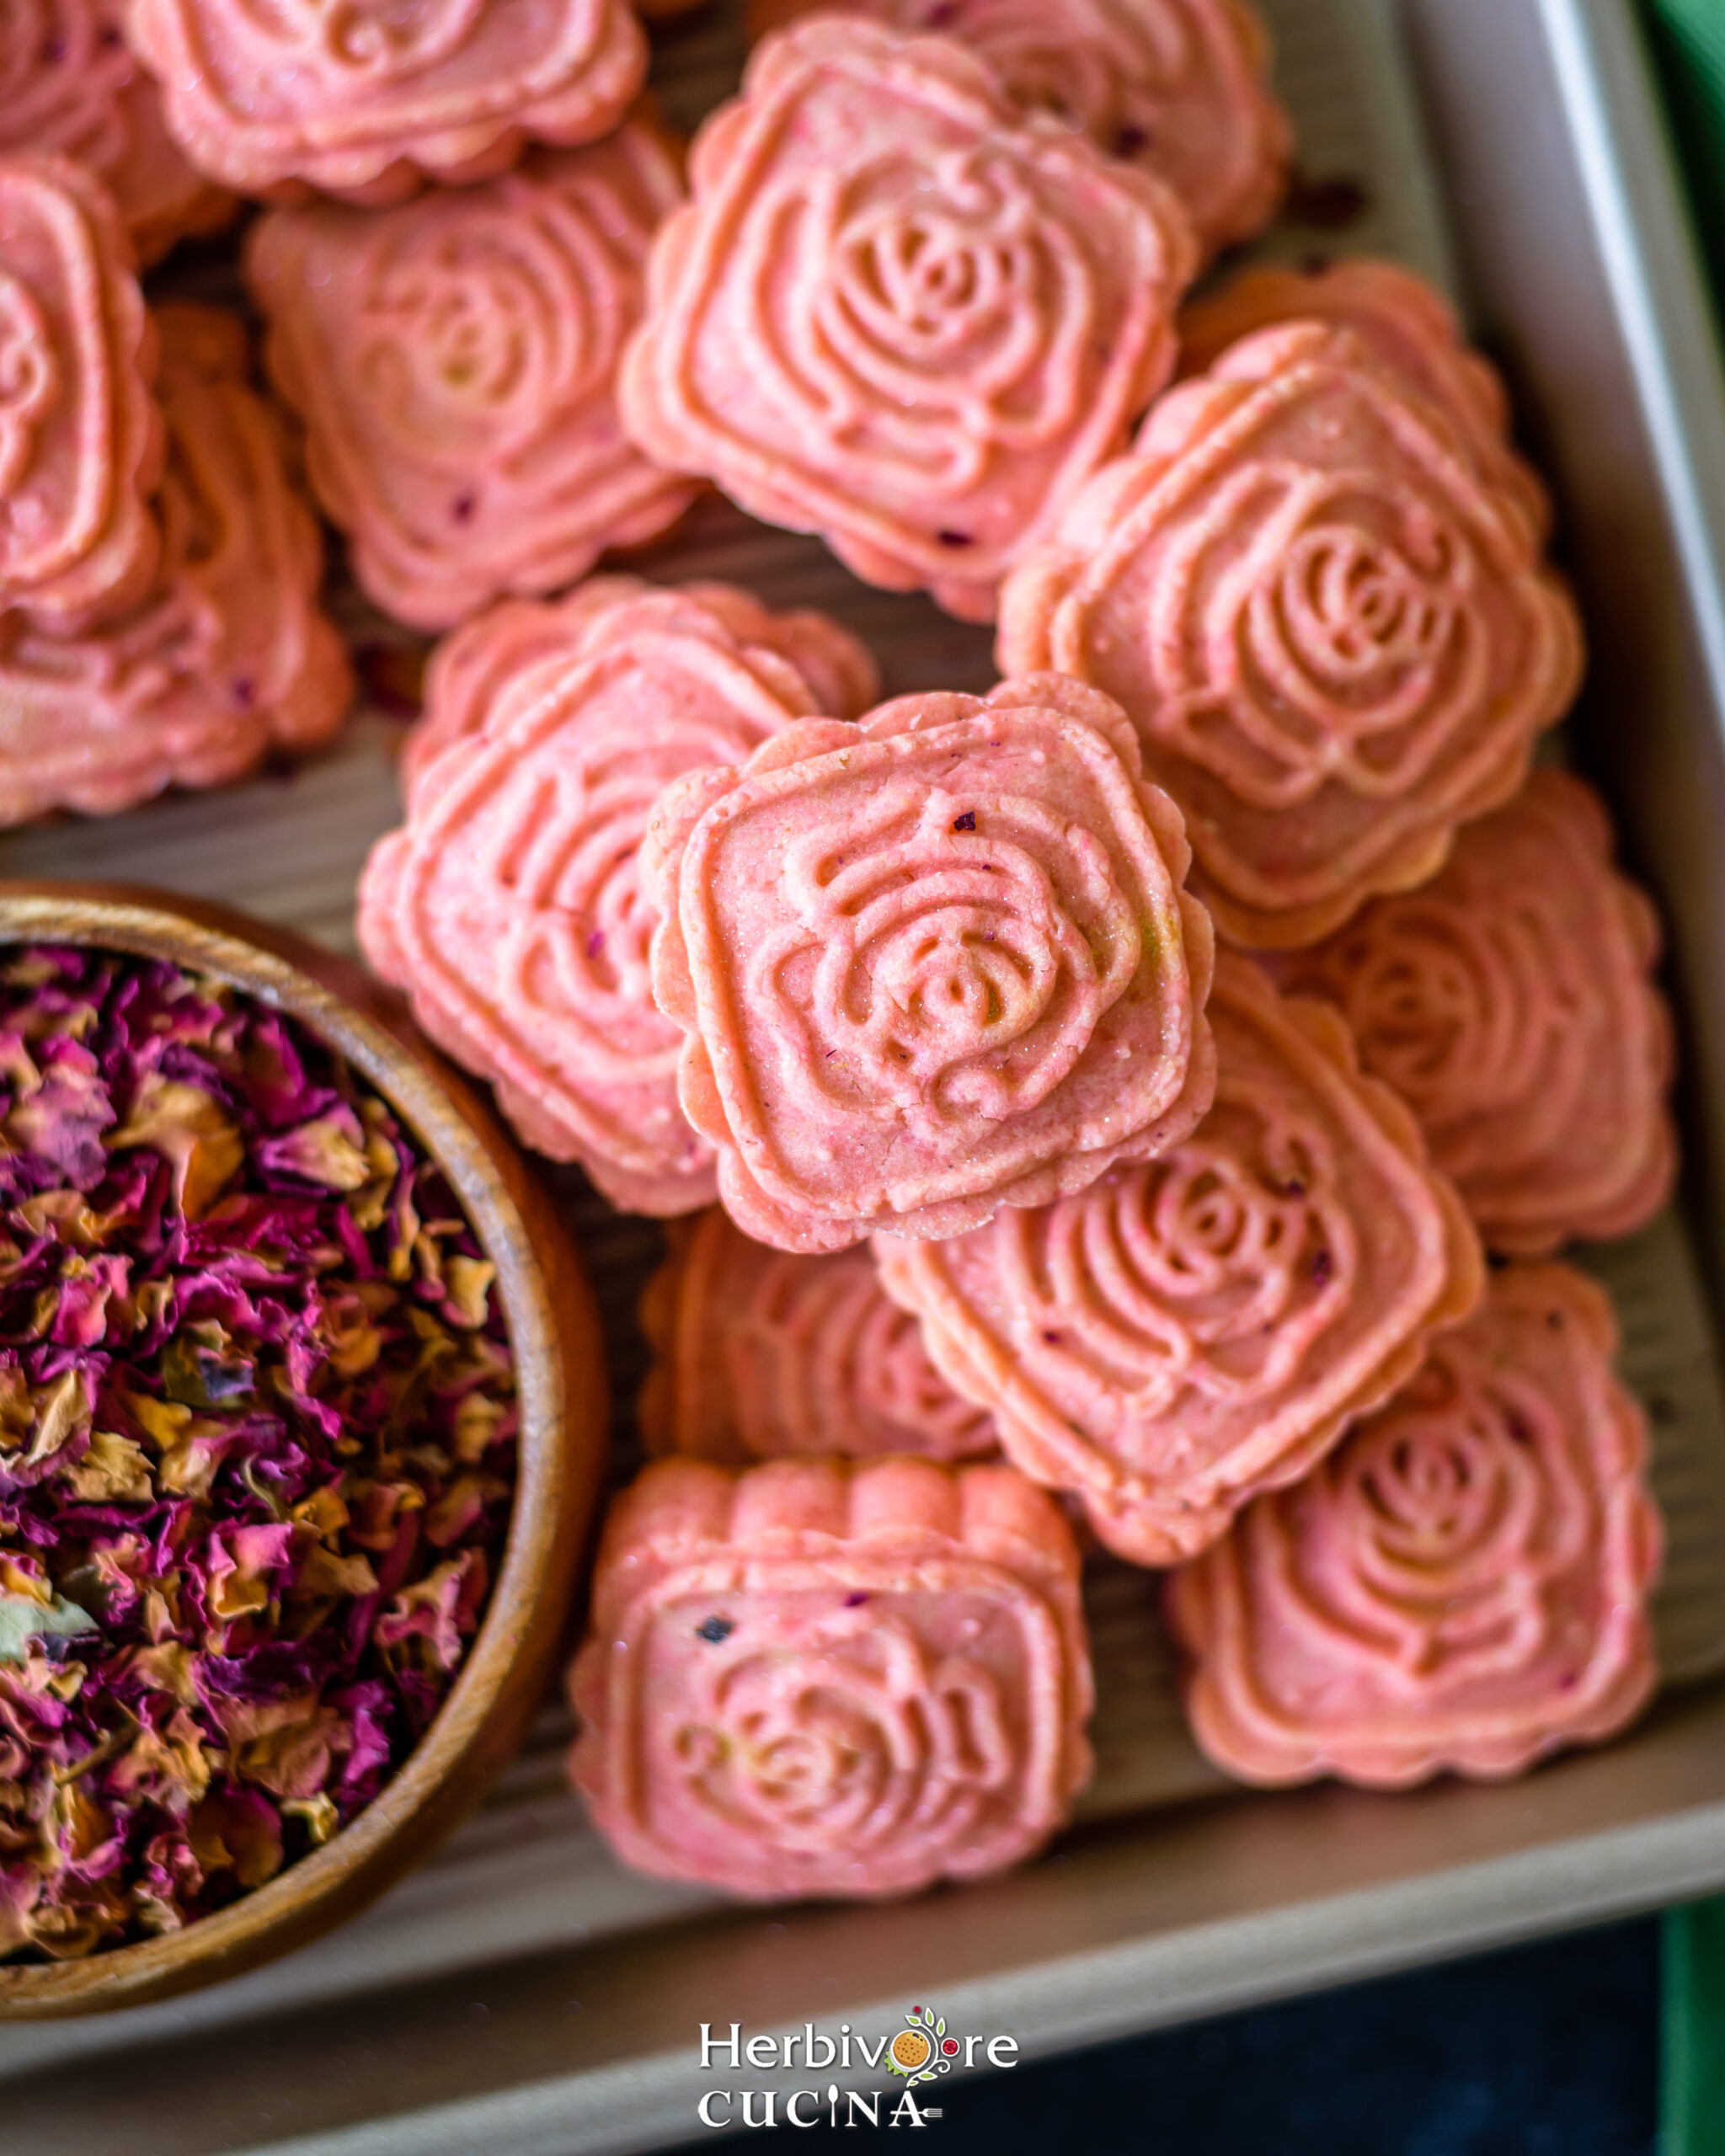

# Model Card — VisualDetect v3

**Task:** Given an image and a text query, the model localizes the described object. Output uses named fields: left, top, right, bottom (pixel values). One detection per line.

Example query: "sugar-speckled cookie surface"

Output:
left=1165, top=1262, right=1663, bottom=1788
left=248, top=119, right=694, bottom=630
left=569, top=1455, right=1092, bottom=1898
left=620, top=17, right=1199, bottom=623
left=877, top=953, right=1480, bottom=1563
left=640, top=1209, right=997, bottom=1464
left=1273, top=768, right=1676, bottom=1254
left=644, top=673, right=1217, bottom=1251
left=999, top=322, right=1583, bottom=947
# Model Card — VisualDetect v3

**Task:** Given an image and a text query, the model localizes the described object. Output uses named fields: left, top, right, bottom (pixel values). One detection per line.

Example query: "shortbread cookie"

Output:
left=1274, top=768, right=1676, bottom=1253
left=878, top=953, right=1480, bottom=1562
left=128, top=0, right=647, bottom=203
left=620, top=17, right=1199, bottom=623
left=644, top=673, right=1217, bottom=1251
left=1000, top=322, right=1583, bottom=946
left=640, top=1209, right=997, bottom=1464
left=1165, top=1263, right=1663, bottom=1787
left=569, top=1455, right=1092, bottom=1897
left=248, top=119, right=694, bottom=630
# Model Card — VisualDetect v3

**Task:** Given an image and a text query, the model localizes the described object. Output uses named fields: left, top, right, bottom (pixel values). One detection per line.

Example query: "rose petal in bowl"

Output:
left=569, top=1455, right=1092, bottom=1898
left=1164, top=1262, right=1664, bottom=1788
left=643, top=672, right=1217, bottom=1251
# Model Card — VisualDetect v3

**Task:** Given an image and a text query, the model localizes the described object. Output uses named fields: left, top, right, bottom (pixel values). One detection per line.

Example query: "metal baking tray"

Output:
left=10, top=0, right=1725, bottom=2146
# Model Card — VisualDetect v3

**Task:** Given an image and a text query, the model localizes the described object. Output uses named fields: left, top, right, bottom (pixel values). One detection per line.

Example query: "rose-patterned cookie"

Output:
left=1165, top=1262, right=1663, bottom=1787
left=620, top=17, right=1199, bottom=624
left=359, top=596, right=831, bottom=1214
left=745, top=0, right=1290, bottom=259
left=1178, top=257, right=1550, bottom=544
left=878, top=953, right=1481, bottom=1563
left=127, top=0, right=647, bottom=204
left=640, top=1209, right=998, bottom=1464
left=1274, top=768, right=1676, bottom=1254
left=998, top=322, right=1584, bottom=947
left=569, top=1455, right=1092, bottom=1897
left=644, top=673, right=1217, bottom=1252
left=0, top=1, right=235, bottom=264
left=0, top=302, right=352, bottom=823
left=248, top=119, right=695, bottom=631
left=403, top=575, right=879, bottom=803
left=0, top=152, right=162, bottom=627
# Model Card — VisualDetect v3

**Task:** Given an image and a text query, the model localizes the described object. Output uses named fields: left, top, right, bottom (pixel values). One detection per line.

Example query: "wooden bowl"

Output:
left=0, top=883, right=608, bottom=2018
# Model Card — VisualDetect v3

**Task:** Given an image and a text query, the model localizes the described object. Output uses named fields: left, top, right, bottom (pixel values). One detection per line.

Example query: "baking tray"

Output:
left=9, top=0, right=1725, bottom=2146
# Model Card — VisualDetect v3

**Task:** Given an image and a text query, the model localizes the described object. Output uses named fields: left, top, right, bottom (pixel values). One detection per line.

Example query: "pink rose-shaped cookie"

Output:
left=620, top=17, right=1199, bottom=624
left=640, top=1209, right=997, bottom=1464
left=127, top=0, right=647, bottom=203
left=0, top=152, right=162, bottom=627
left=359, top=596, right=832, bottom=1213
left=644, top=673, right=1217, bottom=1252
left=1165, top=1262, right=1663, bottom=1787
left=569, top=1455, right=1092, bottom=1897
left=0, top=302, right=351, bottom=823
left=403, top=575, right=879, bottom=803
left=746, top=0, right=1290, bottom=259
left=878, top=953, right=1481, bottom=1564
left=1274, top=768, right=1676, bottom=1255
left=0, top=1, right=235, bottom=264
left=999, top=322, right=1584, bottom=947
left=248, top=120, right=696, bottom=631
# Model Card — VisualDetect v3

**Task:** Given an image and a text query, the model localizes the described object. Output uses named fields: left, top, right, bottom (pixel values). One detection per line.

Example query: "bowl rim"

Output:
left=0, top=881, right=604, bottom=2015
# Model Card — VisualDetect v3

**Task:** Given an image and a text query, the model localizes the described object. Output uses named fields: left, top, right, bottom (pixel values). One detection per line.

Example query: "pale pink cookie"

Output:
left=247, top=118, right=696, bottom=632
left=878, top=953, right=1481, bottom=1564
left=999, top=322, right=1583, bottom=947
left=569, top=1455, right=1092, bottom=1898
left=403, top=575, right=879, bottom=803
left=359, top=605, right=829, bottom=1214
left=746, top=0, right=1290, bottom=260
left=620, top=16, right=1199, bottom=625
left=0, top=1, right=235, bottom=264
left=1273, top=768, right=1676, bottom=1255
left=644, top=673, right=1218, bottom=1253
left=126, top=0, right=647, bottom=204
left=0, top=151, right=162, bottom=627
left=0, top=302, right=352, bottom=823
left=1178, top=258, right=1551, bottom=544
left=640, top=1209, right=998, bottom=1464
left=1165, top=1262, right=1663, bottom=1788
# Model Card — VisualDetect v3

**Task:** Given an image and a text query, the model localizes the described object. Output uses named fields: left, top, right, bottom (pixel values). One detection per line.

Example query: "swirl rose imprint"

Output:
left=878, top=953, right=1480, bottom=1563
left=1165, top=1262, right=1664, bottom=1788
left=569, top=1457, right=1092, bottom=1897
left=644, top=674, right=1216, bottom=1253
left=621, top=16, right=1197, bottom=623
left=1000, top=322, right=1583, bottom=947
left=639, top=1209, right=996, bottom=1463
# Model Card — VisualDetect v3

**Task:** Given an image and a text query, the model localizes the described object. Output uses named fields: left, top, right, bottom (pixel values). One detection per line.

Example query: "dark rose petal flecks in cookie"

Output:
left=569, top=1456, right=1092, bottom=1898
left=1164, top=1262, right=1663, bottom=1788
left=877, top=953, right=1481, bottom=1563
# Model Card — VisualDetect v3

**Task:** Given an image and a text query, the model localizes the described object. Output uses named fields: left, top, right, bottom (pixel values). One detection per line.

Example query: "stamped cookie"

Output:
left=0, top=302, right=352, bottom=823
left=620, top=17, right=1199, bottom=623
left=127, top=0, right=647, bottom=203
left=1274, top=768, right=1676, bottom=1254
left=0, top=152, right=162, bottom=627
left=644, top=673, right=1217, bottom=1252
left=878, top=953, right=1480, bottom=1563
left=999, top=322, right=1583, bottom=947
left=1165, top=1263, right=1663, bottom=1787
left=359, top=596, right=831, bottom=1214
left=569, top=1455, right=1092, bottom=1897
left=640, top=1209, right=997, bottom=1464
left=747, top=0, right=1290, bottom=259
left=248, top=117, right=695, bottom=631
